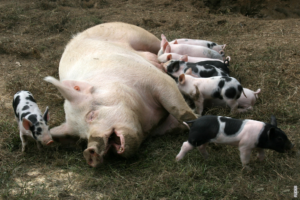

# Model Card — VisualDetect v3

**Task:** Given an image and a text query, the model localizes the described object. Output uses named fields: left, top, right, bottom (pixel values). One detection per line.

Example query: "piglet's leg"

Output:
left=197, top=143, right=209, bottom=159
left=237, top=106, right=252, bottom=113
left=36, top=141, right=42, bottom=151
left=225, top=99, right=239, bottom=114
left=257, top=148, right=265, bottom=161
left=20, top=132, right=27, bottom=152
left=239, top=146, right=252, bottom=170
left=176, top=141, right=194, bottom=161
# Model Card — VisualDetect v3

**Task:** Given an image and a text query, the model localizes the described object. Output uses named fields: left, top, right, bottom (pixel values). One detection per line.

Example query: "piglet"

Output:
left=176, top=115, right=294, bottom=170
left=205, top=88, right=261, bottom=111
left=158, top=35, right=224, bottom=60
left=158, top=52, right=231, bottom=65
left=170, top=38, right=226, bottom=53
left=163, top=58, right=230, bottom=78
left=12, top=90, right=53, bottom=152
left=177, top=74, right=246, bottom=115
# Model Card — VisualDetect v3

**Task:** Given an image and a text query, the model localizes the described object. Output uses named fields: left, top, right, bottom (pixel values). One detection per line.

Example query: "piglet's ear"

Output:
left=161, top=35, right=169, bottom=52
left=180, top=55, right=188, bottom=62
left=165, top=43, right=171, bottom=53
left=178, top=74, right=185, bottom=85
left=22, top=118, right=33, bottom=130
left=43, top=106, right=50, bottom=124
left=174, top=40, right=178, bottom=44
left=270, top=115, right=277, bottom=126
left=44, top=76, right=94, bottom=104
left=185, top=68, right=192, bottom=75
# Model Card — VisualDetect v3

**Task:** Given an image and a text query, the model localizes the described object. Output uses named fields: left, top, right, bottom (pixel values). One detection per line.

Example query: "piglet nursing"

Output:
left=177, top=74, right=246, bottom=115
left=12, top=91, right=53, bottom=152
left=169, top=38, right=226, bottom=53
left=205, top=88, right=261, bottom=111
left=163, top=59, right=230, bottom=78
left=176, top=115, right=294, bottom=169
left=158, top=35, right=224, bottom=60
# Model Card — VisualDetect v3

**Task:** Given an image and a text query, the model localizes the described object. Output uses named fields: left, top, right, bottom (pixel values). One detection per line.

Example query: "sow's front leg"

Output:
left=50, top=123, right=83, bottom=145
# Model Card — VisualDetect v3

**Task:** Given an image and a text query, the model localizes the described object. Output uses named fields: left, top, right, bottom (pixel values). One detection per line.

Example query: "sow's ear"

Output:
left=44, top=76, right=94, bottom=104
left=270, top=115, right=277, bottom=126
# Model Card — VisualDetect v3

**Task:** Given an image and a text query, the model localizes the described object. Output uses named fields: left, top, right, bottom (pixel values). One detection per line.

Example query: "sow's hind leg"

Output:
left=156, top=78, right=197, bottom=122
left=84, top=22, right=161, bottom=54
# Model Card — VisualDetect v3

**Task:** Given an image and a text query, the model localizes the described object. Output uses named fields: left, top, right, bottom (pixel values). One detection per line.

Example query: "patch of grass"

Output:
left=0, top=0, right=300, bottom=199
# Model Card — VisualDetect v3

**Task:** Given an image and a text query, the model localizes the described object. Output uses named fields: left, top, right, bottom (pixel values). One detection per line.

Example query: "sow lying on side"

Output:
left=176, top=115, right=294, bottom=169
left=45, top=22, right=197, bottom=167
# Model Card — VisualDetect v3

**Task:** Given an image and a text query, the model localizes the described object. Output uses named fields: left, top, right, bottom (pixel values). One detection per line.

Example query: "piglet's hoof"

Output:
left=242, top=165, right=252, bottom=171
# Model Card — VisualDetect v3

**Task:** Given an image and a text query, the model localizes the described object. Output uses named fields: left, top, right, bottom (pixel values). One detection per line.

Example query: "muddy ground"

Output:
left=0, top=0, right=300, bottom=199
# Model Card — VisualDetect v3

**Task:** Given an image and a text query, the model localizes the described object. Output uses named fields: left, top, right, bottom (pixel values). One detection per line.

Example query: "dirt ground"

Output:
left=0, top=0, right=300, bottom=199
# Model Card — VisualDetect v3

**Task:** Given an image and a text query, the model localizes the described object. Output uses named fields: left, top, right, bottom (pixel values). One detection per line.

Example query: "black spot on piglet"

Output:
left=186, top=63, right=199, bottom=73
left=12, top=95, right=21, bottom=119
left=20, top=112, right=30, bottom=121
left=225, top=87, right=237, bottom=99
left=213, top=90, right=223, bottom=99
left=238, top=85, right=242, bottom=92
left=200, top=68, right=217, bottom=78
left=167, top=61, right=180, bottom=73
left=22, top=105, right=30, bottom=110
left=36, top=127, right=42, bottom=135
left=220, top=117, right=243, bottom=136
left=26, top=96, right=36, bottom=103
left=222, top=77, right=232, bottom=82
left=28, top=114, right=38, bottom=124
left=218, top=80, right=225, bottom=89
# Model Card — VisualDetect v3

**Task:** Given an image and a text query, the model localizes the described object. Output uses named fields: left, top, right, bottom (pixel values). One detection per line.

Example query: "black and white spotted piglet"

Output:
left=176, top=115, right=294, bottom=170
left=12, top=91, right=53, bottom=152
left=177, top=74, right=247, bottom=115
left=163, top=58, right=230, bottom=78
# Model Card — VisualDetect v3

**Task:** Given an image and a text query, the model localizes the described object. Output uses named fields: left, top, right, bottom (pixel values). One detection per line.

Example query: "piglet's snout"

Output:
left=42, top=135, right=54, bottom=146
left=288, top=143, right=294, bottom=149
left=46, top=140, right=54, bottom=145
left=285, top=141, right=294, bottom=151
